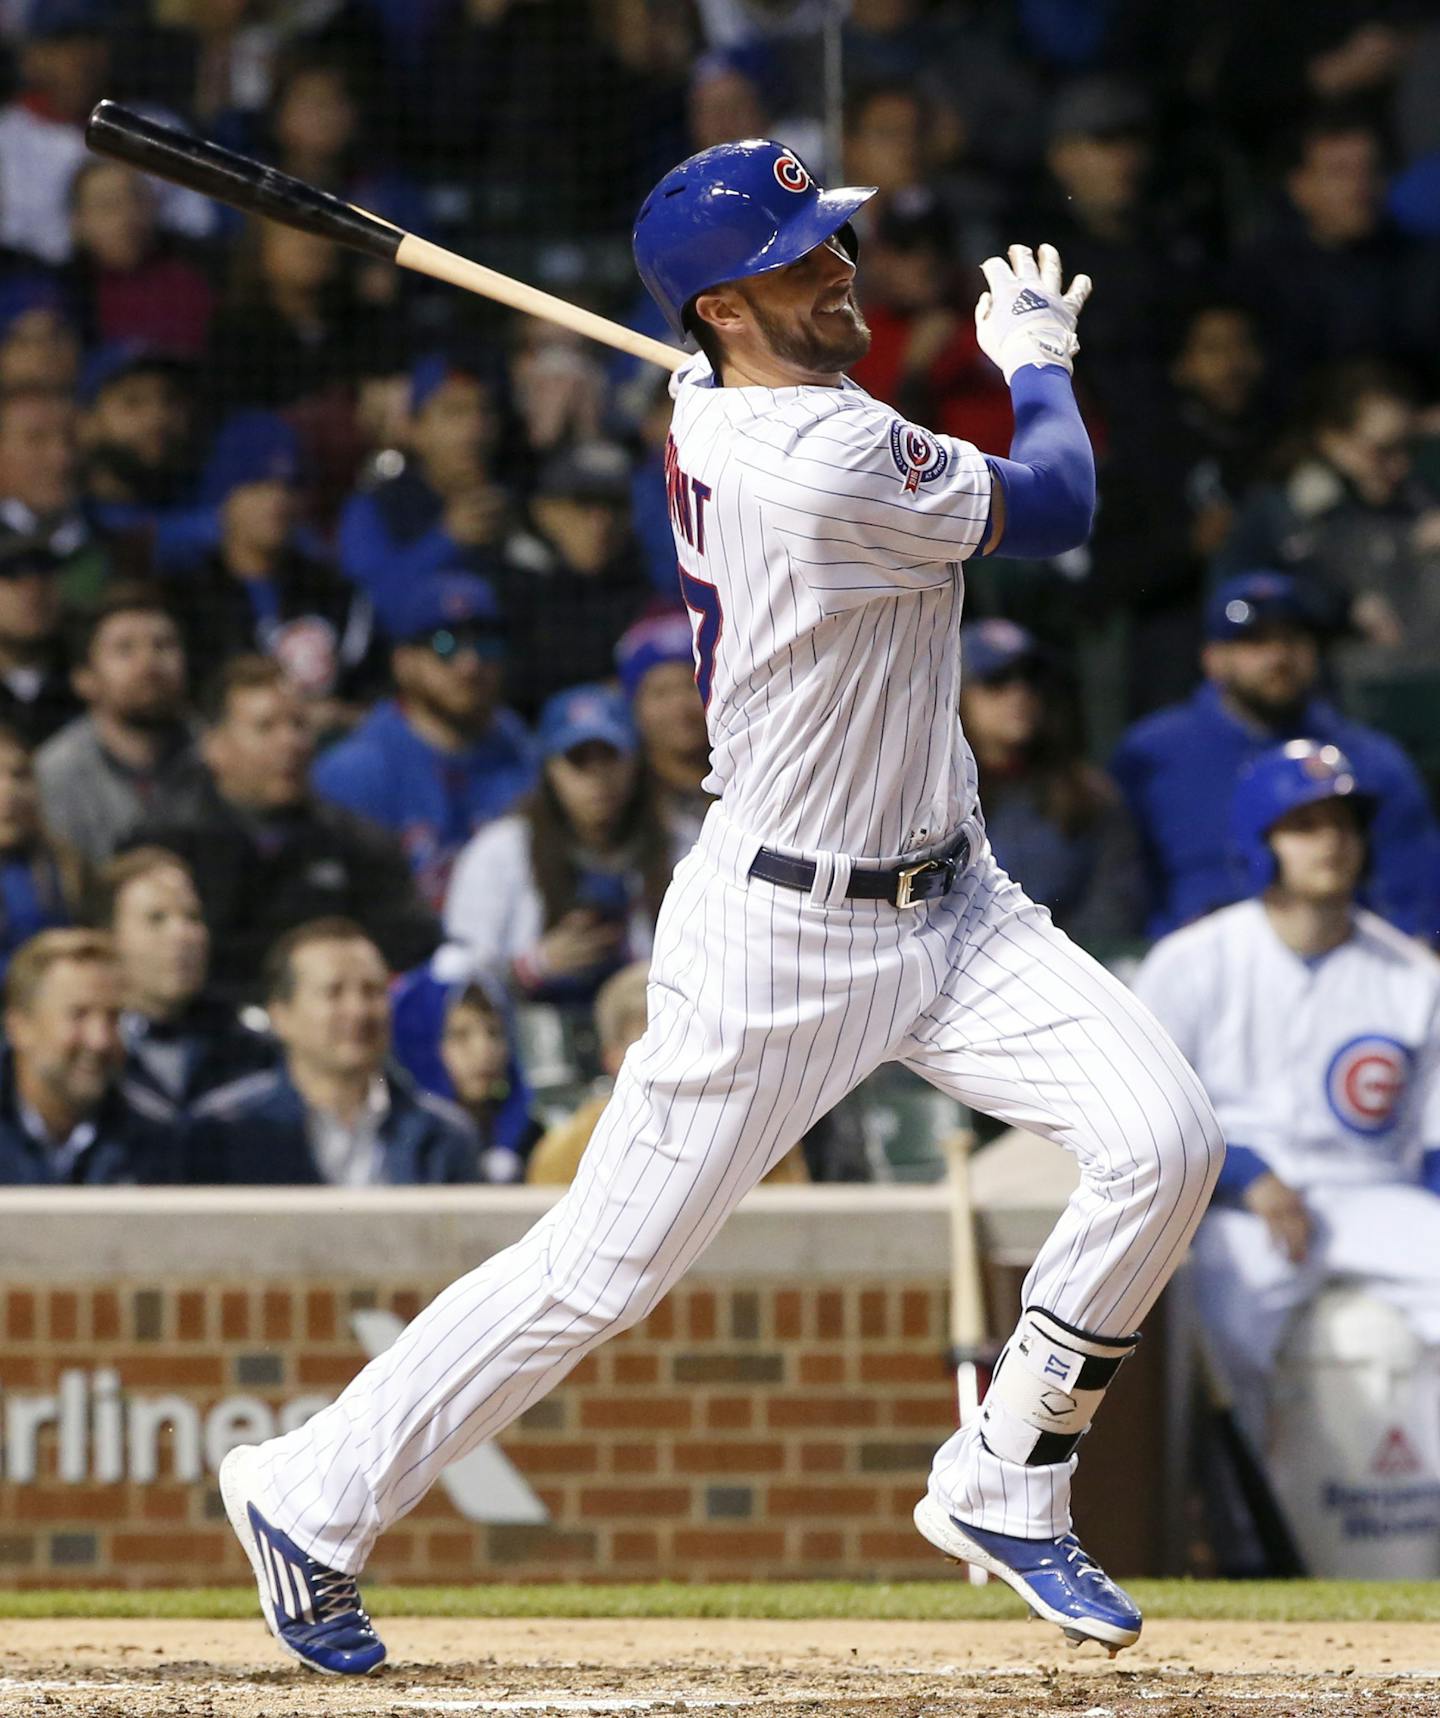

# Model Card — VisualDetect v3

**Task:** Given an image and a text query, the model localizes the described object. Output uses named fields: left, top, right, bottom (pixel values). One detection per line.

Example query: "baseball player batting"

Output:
left=218, top=140, right=1224, bottom=1673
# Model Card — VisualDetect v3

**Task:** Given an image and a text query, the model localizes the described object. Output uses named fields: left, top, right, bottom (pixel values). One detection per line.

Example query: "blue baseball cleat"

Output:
left=220, top=1444, right=386, bottom=1676
left=914, top=1492, right=1141, bottom=1654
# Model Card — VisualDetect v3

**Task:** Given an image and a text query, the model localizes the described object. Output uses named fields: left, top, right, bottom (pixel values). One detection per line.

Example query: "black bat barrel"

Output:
left=85, top=100, right=404, bottom=264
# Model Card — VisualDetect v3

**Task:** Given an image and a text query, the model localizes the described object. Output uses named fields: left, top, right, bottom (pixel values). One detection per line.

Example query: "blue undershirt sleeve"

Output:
left=1214, top=1143, right=1273, bottom=1203
left=982, top=364, right=1096, bottom=559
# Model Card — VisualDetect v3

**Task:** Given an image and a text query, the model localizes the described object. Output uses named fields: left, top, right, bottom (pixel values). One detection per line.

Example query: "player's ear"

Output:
left=692, top=286, right=745, bottom=340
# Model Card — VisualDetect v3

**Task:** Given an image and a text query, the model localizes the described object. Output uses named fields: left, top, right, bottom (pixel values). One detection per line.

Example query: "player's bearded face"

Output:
left=739, top=250, right=871, bottom=373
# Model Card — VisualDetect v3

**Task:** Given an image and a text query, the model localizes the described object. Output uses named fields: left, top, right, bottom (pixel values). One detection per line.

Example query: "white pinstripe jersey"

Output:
left=1133, top=899, right=1440, bottom=1187
left=665, top=354, right=993, bottom=863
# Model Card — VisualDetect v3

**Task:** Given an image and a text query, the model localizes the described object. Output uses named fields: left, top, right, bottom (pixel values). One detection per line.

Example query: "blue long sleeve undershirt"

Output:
left=982, top=364, right=1096, bottom=559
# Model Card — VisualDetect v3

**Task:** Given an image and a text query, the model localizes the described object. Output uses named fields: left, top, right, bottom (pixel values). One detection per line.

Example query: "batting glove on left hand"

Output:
left=975, top=243, right=1092, bottom=383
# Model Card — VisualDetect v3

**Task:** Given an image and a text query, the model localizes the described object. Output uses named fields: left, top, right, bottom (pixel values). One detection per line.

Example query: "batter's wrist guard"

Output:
left=978, top=1306, right=1138, bottom=1468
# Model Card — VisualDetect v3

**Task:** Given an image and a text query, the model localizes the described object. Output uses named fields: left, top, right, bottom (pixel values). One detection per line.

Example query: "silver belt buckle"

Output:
left=894, top=859, right=939, bottom=909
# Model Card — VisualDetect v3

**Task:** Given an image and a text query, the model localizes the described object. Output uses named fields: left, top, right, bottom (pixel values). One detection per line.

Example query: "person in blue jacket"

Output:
left=0, top=927, right=180, bottom=1185
left=311, top=573, right=535, bottom=906
left=337, top=355, right=508, bottom=630
left=186, top=918, right=476, bottom=1185
left=1112, top=570, right=1440, bottom=940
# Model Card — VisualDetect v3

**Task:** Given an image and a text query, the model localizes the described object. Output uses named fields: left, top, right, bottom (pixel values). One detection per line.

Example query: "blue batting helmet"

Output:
left=632, top=139, right=877, bottom=342
left=1229, top=739, right=1374, bottom=894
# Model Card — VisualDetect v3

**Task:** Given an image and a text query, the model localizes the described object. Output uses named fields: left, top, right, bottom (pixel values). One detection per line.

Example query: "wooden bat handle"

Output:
left=396, top=235, right=687, bottom=373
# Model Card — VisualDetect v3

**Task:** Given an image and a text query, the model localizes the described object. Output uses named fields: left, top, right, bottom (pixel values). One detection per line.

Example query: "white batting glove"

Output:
left=974, top=243, right=1092, bottom=382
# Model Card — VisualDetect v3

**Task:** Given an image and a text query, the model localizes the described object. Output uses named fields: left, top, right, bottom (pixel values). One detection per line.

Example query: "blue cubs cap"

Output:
left=961, top=618, right=1046, bottom=682
left=537, top=684, right=636, bottom=759
left=615, top=612, right=696, bottom=700
left=1230, top=738, right=1374, bottom=894
left=633, top=139, right=877, bottom=342
left=199, top=411, right=301, bottom=504
left=390, top=573, right=504, bottom=648
left=79, top=341, right=189, bottom=407
left=1205, top=572, right=1317, bottom=641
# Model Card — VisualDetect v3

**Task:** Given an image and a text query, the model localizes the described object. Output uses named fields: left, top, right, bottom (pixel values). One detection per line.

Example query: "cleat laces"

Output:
left=310, top=1566, right=374, bottom=1632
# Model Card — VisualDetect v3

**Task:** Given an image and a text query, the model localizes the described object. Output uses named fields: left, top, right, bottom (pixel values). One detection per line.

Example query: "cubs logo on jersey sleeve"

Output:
left=889, top=420, right=950, bottom=494
left=1324, top=1034, right=1413, bottom=1136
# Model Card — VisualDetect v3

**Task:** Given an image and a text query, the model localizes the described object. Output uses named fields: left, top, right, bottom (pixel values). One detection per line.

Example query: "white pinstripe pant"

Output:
left=252, top=807, right=1223, bottom=1567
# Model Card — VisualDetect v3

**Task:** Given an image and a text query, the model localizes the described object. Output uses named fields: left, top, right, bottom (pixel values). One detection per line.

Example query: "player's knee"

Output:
left=1149, top=1086, right=1225, bottom=1210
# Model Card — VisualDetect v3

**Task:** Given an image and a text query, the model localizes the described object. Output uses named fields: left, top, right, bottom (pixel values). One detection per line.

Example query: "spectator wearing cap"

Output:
left=389, top=946, right=545, bottom=1184
left=0, top=384, right=139, bottom=610
left=338, top=356, right=508, bottom=630
left=0, top=927, right=181, bottom=1186
left=35, top=582, right=208, bottom=864
left=0, top=722, right=83, bottom=979
left=1214, top=361, right=1440, bottom=681
left=163, top=411, right=381, bottom=729
left=502, top=441, right=652, bottom=719
left=65, top=157, right=216, bottom=355
left=129, top=655, right=439, bottom=1003
left=0, top=275, right=81, bottom=394
left=961, top=620, right=1144, bottom=949
left=77, top=343, right=196, bottom=512
left=187, top=918, right=475, bottom=1186
left=615, top=612, right=712, bottom=865
left=1092, top=297, right=1269, bottom=717
left=97, top=845, right=274, bottom=1119
left=1111, top=572, right=1440, bottom=940
left=312, top=573, right=534, bottom=906
left=445, top=684, right=670, bottom=1006
left=0, top=536, right=82, bottom=748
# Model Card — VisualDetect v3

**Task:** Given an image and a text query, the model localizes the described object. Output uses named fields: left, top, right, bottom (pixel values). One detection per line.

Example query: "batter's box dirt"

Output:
left=3, top=1619, right=1439, bottom=1717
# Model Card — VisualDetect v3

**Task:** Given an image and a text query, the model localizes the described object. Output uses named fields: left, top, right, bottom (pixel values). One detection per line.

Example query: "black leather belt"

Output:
left=748, top=831, right=970, bottom=909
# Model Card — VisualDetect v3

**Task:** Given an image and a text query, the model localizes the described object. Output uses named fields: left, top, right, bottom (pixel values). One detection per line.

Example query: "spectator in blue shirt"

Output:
left=187, top=917, right=476, bottom=1186
left=337, top=355, right=508, bottom=631
left=312, top=573, right=535, bottom=908
left=1112, top=571, right=1440, bottom=940
left=0, top=927, right=180, bottom=1185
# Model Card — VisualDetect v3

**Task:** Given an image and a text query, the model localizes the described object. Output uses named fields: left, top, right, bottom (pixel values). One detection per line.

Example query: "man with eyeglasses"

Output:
left=312, top=573, right=535, bottom=906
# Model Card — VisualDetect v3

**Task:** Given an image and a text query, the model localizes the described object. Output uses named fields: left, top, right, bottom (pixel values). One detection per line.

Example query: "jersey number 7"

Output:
left=679, top=567, right=723, bottom=709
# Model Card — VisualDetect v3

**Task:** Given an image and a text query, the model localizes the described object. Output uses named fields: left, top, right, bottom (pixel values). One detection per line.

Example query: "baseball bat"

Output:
left=941, top=1127, right=992, bottom=1586
left=84, top=101, right=687, bottom=374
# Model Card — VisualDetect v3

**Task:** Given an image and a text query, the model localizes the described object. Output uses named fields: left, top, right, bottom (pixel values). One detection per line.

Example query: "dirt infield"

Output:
left=3, top=1618, right=1440, bottom=1717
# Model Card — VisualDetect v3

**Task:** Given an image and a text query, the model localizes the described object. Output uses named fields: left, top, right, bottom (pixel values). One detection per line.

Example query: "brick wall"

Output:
left=0, top=1276, right=969, bottom=1588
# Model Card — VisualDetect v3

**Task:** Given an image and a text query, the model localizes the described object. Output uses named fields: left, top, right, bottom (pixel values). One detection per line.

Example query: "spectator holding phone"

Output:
left=444, top=684, right=669, bottom=1005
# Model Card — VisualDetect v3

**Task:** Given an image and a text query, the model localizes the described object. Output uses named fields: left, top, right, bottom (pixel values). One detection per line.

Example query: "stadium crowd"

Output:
left=0, top=0, right=1438, bottom=1192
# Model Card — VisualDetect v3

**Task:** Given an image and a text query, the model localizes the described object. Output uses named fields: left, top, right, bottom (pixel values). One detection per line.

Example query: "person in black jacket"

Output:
left=98, top=844, right=274, bottom=1119
left=187, top=918, right=475, bottom=1186
left=0, top=926, right=179, bottom=1185
left=128, top=655, right=440, bottom=1003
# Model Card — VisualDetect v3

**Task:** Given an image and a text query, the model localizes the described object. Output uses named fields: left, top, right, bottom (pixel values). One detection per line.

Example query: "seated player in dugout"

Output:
left=217, top=140, right=1223, bottom=1674
left=1133, top=740, right=1440, bottom=1460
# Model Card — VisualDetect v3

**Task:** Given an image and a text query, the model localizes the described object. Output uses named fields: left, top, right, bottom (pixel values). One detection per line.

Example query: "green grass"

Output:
left=1, top=1580, right=1436, bottom=1623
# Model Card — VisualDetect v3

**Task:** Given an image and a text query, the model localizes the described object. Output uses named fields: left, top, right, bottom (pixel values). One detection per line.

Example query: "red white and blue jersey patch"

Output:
left=889, top=420, right=949, bottom=494
left=1324, top=1034, right=1412, bottom=1136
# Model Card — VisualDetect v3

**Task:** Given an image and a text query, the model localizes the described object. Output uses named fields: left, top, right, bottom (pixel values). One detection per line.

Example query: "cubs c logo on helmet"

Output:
left=1324, top=1034, right=1412, bottom=1136
left=889, top=420, right=949, bottom=494
left=773, top=152, right=810, bottom=193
